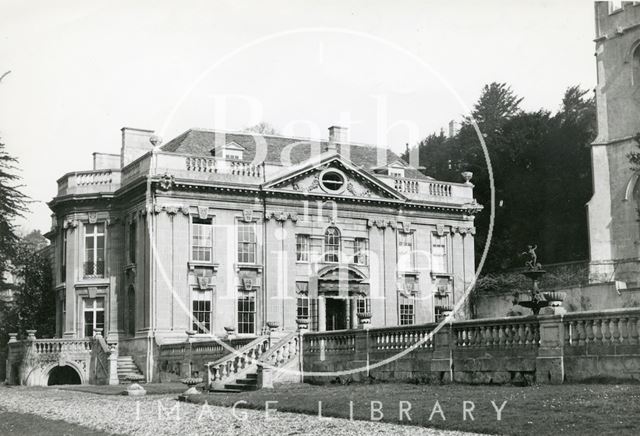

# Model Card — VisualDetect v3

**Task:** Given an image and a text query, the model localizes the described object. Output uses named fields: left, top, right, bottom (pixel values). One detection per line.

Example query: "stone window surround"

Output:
left=73, top=284, right=109, bottom=338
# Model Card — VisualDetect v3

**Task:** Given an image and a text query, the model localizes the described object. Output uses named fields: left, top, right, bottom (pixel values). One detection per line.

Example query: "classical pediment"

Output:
left=262, top=155, right=405, bottom=200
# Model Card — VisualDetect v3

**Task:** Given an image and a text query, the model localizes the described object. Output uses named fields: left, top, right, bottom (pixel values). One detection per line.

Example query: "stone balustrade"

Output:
left=57, top=170, right=121, bottom=196
left=259, top=332, right=300, bottom=368
left=157, top=337, right=254, bottom=381
left=563, top=308, right=640, bottom=346
left=204, top=336, right=270, bottom=389
left=34, top=338, right=92, bottom=354
left=453, top=317, right=540, bottom=348
left=55, top=150, right=473, bottom=205
left=303, top=309, right=640, bottom=385
left=5, top=333, right=114, bottom=386
left=370, top=324, right=435, bottom=351
left=257, top=331, right=303, bottom=388
left=304, top=330, right=357, bottom=355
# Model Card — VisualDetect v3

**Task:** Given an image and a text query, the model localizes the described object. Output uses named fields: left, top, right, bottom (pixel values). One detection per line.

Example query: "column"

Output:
left=368, top=224, right=385, bottom=328
left=451, top=230, right=465, bottom=318
left=264, top=218, right=282, bottom=328
left=350, top=298, right=358, bottom=329
left=64, top=222, right=78, bottom=337
left=283, top=219, right=298, bottom=331
left=318, top=295, right=326, bottom=332
left=383, top=226, right=398, bottom=326
left=153, top=210, right=173, bottom=333
left=107, top=219, right=124, bottom=342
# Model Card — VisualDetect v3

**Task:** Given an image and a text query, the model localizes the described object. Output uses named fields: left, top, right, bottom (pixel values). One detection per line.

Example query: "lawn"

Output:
left=184, top=382, right=640, bottom=435
left=0, top=410, right=116, bottom=436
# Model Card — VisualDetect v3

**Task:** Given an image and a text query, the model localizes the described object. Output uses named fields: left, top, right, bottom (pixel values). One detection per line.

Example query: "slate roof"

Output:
left=161, top=129, right=428, bottom=179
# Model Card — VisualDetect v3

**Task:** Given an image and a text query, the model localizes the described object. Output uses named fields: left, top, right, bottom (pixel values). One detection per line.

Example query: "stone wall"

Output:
left=303, top=308, right=640, bottom=385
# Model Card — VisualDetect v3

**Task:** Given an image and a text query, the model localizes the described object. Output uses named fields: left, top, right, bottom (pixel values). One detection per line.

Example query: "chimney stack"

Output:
left=327, top=126, right=348, bottom=152
left=120, top=127, right=155, bottom=167
left=448, top=120, right=457, bottom=138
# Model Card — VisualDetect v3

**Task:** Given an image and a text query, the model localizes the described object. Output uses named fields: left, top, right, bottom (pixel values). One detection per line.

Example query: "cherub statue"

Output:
left=521, top=244, right=542, bottom=270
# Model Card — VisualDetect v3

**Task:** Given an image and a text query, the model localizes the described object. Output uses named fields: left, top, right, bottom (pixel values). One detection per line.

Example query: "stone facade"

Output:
left=588, top=2, right=640, bottom=284
left=46, top=125, right=480, bottom=381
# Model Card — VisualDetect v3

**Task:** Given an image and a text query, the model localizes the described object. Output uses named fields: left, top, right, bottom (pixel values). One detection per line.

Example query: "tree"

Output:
left=243, top=122, right=280, bottom=136
left=0, top=140, right=28, bottom=288
left=407, top=83, right=595, bottom=273
left=0, top=233, right=55, bottom=344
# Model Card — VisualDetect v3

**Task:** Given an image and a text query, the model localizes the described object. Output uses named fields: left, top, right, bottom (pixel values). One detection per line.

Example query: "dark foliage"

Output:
left=0, top=232, right=55, bottom=345
left=405, top=83, right=595, bottom=272
left=0, top=141, right=29, bottom=286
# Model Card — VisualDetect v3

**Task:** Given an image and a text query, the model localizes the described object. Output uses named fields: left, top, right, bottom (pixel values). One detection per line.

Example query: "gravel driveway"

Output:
left=0, top=386, right=482, bottom=436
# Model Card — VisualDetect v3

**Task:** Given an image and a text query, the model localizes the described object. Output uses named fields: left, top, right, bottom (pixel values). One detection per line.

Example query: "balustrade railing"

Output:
left=428, top=182, right=452, bottom=197
left=160, top=337, right=254, bottom=357
left=453, top=317, right=539, bottom=348
left=564, top=309, right=640, bottom=346
left=304, top=330, right=357, bottom=354
left=394, top=178, right=419, bottom=194
left=370, top=324, right=435, bottom=351
left=205, top=336, right=270, bottom=387
left=33, top=338, right=92, bottom=354
left=184, top=156, right=263, bottom=178
left=186, top=157, right=217, bottom=173
left=259, top=332, right=300, bottom=369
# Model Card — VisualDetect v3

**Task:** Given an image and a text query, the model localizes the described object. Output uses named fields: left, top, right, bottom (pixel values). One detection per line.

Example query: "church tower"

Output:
left=589, top=2, right=640, bottom=284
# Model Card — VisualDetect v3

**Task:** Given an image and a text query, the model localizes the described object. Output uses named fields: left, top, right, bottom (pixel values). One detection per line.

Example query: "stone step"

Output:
left=245, top=373, right=258, bottom=379
left=235, top=378, right=257, bottom=386
left=224, top=383, right=258, bottom=392
left=209, top=388, right=243, bottom=394
left=117, top=364, right=139, bottom=370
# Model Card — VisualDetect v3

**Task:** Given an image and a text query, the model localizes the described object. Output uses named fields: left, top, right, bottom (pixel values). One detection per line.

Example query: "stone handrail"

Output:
left=563, top=308, right=640, bottom=346
left=204, top=336, right=270, bottom=388
left=92, top=335, right=112, bottom=384
left=453, top=316, right=540, bottom=348
left=258, top=332, right=300, bottom=369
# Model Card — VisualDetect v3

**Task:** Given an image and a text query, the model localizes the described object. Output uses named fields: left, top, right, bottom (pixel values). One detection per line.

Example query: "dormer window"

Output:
left=211, top=141, right=246, bottom=161
left=373, top=160, right=408, bottom=178
left=389, top=168, right=404, bottom=178
left=224, top=150, right=243, bottom=160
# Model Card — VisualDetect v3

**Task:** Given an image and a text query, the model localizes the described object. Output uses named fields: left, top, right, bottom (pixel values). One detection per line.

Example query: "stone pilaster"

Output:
left=536, top=315, right=565, bottom=384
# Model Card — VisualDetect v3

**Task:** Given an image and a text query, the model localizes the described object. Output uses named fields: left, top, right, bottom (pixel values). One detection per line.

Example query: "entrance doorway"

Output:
left=325, top=298, right=347, bottom=330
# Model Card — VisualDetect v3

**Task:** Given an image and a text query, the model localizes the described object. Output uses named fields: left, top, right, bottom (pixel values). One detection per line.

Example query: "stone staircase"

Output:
left=117, top=355, right=144, bottom=384
left=211, top=372, right=259, bottom=393
left=205, top=332, right=301, bottom=393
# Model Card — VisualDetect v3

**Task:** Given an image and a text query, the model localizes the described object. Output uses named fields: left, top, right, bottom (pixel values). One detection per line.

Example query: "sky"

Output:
left=0, top=0, right=597, bottom=234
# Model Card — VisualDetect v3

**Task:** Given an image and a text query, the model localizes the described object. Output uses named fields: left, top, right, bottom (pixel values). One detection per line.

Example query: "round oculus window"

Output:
left=320, top=170, right=346, bottom=193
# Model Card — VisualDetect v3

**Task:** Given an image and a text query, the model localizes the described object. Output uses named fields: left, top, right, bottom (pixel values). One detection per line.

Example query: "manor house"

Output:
left=47, top=125, right=479, bottom=377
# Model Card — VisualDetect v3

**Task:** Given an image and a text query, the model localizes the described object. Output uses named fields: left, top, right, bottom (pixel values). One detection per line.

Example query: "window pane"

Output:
left=324, top=227, right=341, bottom=263
left=237, top=224, right=256, bottom=263
left=237, top=294, right=256, bottom=334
